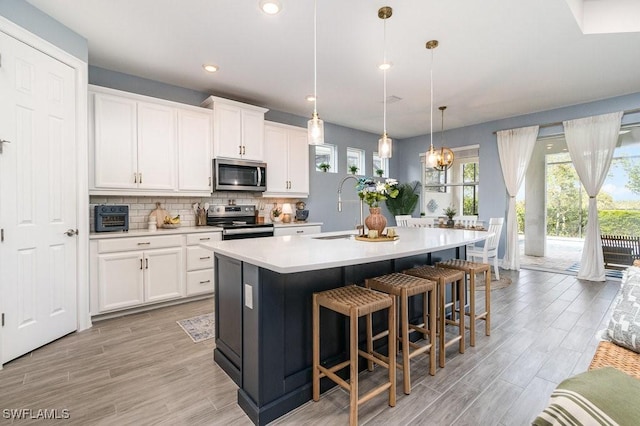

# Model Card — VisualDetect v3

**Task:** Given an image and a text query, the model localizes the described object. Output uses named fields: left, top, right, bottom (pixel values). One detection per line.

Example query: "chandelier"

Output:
left=426, top=40, right=454, bottom=171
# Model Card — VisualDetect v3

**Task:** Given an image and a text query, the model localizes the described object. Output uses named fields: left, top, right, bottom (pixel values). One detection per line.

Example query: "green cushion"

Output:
left=533, top=367, right=640, bottom=426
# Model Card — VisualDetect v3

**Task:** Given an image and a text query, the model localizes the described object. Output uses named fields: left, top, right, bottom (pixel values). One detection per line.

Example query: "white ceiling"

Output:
left=26, top=0, right=640, bottom=139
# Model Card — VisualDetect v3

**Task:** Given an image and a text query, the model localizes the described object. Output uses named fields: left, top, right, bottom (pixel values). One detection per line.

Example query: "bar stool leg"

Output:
left=428, top=287, right=436, bottom=376
left=366, top=311, right=374, bottom=372
left=422, top=290, right=429, bottom=341
left=388, top=300, right=397, bottom=407
left=469, top=271, right=476, bottom=347
left=438, top=281, right=446, bottom=368
left=349, top=307, right=358, bottom=426
left=457, top=277, right=465, bottom=354
left=400, top=289, right=410, bottom=394
left=313, top=294, right=320, bottom=401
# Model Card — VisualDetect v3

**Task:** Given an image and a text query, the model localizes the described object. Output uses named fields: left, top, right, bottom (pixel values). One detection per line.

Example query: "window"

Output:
left=421, top=145, right=479, bottom=216
left=346, top=147, right=365, bottom=175
left=314, top=144, right=337, bottom=173
left=373, top=153, right=389, bottom=178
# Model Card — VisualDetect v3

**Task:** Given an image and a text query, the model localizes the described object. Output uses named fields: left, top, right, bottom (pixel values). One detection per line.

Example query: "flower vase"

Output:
left=365, top=207, right=387, bottom=236
left=446, top=218, right=455, bottom=228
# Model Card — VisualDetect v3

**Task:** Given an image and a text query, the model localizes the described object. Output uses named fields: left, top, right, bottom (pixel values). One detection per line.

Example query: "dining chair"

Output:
left=466, top=217, right=504, bottom=279
left=406, top=218, right=434, bottom=228
left=395, top=215, right=412, bottom=227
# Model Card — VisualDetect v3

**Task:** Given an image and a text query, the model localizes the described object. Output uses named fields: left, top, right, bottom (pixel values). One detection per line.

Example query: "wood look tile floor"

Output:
left=0, top=269, right=621, bottom=425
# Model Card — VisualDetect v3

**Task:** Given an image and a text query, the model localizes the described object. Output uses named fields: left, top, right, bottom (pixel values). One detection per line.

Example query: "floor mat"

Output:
left=566, top=262, right=623, bottom=279
left=176, top=313, right=215, bottom=343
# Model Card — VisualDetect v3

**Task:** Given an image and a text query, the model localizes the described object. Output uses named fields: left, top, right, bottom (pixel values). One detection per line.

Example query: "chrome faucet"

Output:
left=337, top=175, right=364, bottom=233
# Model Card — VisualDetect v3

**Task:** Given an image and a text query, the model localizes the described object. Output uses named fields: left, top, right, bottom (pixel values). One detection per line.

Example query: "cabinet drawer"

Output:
left=97, top=235, right=183, bottom=253
left=274, top=225, right=322, bottom=237
left=187, top=246, right=214, bottom=271
left=186, top=232, right=222, bottom=246
left=187, top=269, right=214, bottom=295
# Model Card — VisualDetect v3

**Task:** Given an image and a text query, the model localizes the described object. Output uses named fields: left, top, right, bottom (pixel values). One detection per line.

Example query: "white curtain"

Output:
left=497, top=125, right=539, bottom=270
left=564, top=111, right=623, bottom=281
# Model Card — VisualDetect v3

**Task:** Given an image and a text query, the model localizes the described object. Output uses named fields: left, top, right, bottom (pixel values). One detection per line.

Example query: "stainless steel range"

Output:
left=206, top=204, right=274, bottom=240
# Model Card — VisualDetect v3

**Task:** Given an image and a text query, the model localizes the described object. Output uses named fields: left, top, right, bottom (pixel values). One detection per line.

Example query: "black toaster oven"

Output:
left=94, top=205, right=129, bottom=232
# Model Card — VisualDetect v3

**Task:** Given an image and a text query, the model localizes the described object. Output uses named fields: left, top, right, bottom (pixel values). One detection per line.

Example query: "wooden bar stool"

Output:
left=365, top=273, right=436, bottom=394
left=436, top=259, right=491, bottom=347
left=312, top=285, right=396, bottom=426
left=403, top=266, right=465, bottom=368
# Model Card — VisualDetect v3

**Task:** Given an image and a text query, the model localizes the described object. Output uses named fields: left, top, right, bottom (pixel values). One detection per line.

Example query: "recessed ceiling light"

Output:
left=306, top=95, right=316, bottom=102
left=203, top=64, right=219, bottom=73
left=378, top=62, right=393, bottom=70
left=260, top=0, right=281, bottom=15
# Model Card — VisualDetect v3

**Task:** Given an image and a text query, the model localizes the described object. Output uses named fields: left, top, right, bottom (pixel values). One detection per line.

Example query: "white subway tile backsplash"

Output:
left=89, top=194, right=301, bottom=230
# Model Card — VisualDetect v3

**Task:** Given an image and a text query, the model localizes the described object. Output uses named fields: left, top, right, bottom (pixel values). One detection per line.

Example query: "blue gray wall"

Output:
left=0, top=0, right=87, bottom=61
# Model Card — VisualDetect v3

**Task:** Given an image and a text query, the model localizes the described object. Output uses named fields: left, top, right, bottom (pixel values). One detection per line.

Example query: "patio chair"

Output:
left=466, top=217, right=504, bottom=280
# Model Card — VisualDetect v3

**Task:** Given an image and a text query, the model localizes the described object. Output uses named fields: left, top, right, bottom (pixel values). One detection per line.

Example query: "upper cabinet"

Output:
left=201, top=96, right=268, bottom=162
left=89, top=85, right=213, bottom=196
left=263, top=121, right=309, bottom=198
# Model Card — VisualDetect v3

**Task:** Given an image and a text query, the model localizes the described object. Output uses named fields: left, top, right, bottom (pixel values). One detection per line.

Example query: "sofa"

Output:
left=533, top=261, right=640, bottom=426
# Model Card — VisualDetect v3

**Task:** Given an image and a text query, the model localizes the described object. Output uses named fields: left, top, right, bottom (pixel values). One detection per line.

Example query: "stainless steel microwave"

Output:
left=213, top=158, right=267, bottom=192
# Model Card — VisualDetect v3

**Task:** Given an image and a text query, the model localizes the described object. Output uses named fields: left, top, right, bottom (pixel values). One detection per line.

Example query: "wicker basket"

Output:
left=589, top=340, right=640, bottom=380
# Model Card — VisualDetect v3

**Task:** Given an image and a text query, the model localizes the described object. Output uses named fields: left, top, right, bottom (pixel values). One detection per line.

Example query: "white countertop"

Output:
left=89, top=226, right=223, bottom=240
left=201, top=227, right=491, bottom=274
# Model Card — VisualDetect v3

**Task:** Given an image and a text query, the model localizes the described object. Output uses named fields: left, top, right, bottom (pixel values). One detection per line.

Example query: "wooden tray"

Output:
left=355, top=235, right=399, bottom=242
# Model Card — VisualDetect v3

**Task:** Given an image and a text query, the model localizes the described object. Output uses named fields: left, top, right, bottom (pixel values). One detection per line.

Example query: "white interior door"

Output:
left=0, top=31, right=78, bottom=364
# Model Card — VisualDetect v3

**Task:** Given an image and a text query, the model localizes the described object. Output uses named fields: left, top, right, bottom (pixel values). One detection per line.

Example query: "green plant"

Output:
left=385, top=181, right=420, bottom=216
left=318, top=162, right=330, bottom=172
left=348, top=165, right=359, bottom=175
left=356, top=177, right=399, bottom=208
left=444, top=205, right=457, bottom=219
left=375, top=168, right=384, bottom=177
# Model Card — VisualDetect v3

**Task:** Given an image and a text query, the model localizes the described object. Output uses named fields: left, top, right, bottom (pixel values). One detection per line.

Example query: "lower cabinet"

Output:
left=186, top=232, right=221, bottom=295
left=90, top=231, right=220, bottom=315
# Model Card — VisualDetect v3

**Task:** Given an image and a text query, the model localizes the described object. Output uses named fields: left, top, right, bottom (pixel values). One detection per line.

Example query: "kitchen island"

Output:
left=201, top=227, right=491, bottom=425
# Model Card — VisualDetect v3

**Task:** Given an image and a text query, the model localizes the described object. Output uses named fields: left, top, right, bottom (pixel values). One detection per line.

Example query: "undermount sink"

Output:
left=312, top=234, right=354, bottom=240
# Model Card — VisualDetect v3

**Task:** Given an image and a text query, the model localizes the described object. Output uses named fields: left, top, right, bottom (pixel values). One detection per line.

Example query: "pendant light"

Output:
left=377, top=6, right=393, bottom=159
left=425, top=40, right=454, bottom=171
left=307, top=0, right=324, bottom=145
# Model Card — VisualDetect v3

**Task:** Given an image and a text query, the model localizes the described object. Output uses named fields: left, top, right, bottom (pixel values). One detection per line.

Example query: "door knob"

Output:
left=64, top=229, right=78, bottom=237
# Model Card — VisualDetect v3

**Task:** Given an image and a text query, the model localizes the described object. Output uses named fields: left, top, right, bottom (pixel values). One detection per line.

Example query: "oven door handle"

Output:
left=223, top=227, right=273, bottom=236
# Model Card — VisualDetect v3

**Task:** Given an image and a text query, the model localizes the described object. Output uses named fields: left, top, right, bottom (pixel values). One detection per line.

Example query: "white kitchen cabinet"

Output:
left=263, top=122, right=309, bottom=198
left=92, top=234, right=184, bottom=313
left=201, top=96, right=268, bottom=161
left=185, top=232, right=221, bottom=296
left=90, top=85, right=213, bottom=196
left=273, top=224, right=322, bottom=236
left=177, top=108, right=213, bottom=192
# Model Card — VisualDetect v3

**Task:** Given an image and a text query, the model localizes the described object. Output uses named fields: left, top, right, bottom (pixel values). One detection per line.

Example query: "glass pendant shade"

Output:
left=307, top=112, right=324, bottom=145
left=378, top=133, right=392, bottom=159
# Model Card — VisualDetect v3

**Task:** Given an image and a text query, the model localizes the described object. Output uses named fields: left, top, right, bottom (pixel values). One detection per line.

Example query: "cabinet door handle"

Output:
left=137, top=242, right=151, bottom=245
left=139, top=173, right=142, bottom=184
left=199, top=280, right=211, bottom=285
left=296, top=230, right=303, bottom=233
left=134, top=173, right=137, bottom=183
left=208, top=176, right=212, bottom=187
left=199, top=237, right=210, bottom=241
left=140, top=259, right=143, bottom=270
left=242, top=146, right=246, bottom=155
left=239, top=145, right=242, bottom=155
left=145, top=258, right=149, bottom=269
left=199, top=256, right=211, bottom=260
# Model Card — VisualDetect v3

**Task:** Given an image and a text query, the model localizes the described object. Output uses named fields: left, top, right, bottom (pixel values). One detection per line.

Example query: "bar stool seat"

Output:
left=313, top=285, right=396, bottom=426
left=365, top=273, right=437, bottom=394
left=403, top=266, right=465, bottom=368
left=436, top=259, right=491, bottom=347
